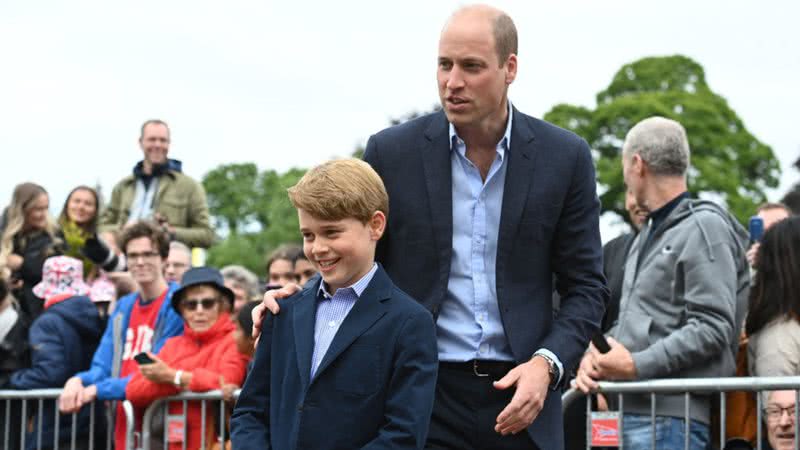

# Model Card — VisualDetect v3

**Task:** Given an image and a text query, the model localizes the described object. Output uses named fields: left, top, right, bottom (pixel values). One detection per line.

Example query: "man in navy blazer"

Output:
left=361, top=6, right=607, bottom=450
left=231, top=159, right=438, bottom=450
left=251, top=6, right=607, bottom=450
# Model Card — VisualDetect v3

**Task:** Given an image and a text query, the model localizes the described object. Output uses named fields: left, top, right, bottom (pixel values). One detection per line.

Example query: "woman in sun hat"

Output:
left=7, top=255, right=107, bottom=450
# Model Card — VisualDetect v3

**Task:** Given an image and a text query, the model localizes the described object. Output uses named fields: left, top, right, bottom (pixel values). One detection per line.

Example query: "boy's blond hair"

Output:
left=287, top=159, right=389, bottom=223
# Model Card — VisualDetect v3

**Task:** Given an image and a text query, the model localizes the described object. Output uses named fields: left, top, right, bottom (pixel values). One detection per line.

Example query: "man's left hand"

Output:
left=139, top=352, right=176, bottom=384
left=492, top=356, right=550, bottom=435
left=595, top=337, right=637, bottom=381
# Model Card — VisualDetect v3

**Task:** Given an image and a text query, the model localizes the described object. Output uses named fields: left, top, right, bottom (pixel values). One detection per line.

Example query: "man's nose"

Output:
left=446, top=67, right=465, bottom=90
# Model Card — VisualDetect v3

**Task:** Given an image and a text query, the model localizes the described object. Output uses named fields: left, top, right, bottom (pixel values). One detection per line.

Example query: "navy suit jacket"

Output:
left=363, top=108, right=608, bottom=450
left=230, top=265, right=438, bottom=450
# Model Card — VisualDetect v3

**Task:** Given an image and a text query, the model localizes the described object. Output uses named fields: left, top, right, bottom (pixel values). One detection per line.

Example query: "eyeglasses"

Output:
left=764, top=405, right=797, bottom=421
left=181, top=298, right=219, bottom=311
left=127, top=251, right=160, bottom=262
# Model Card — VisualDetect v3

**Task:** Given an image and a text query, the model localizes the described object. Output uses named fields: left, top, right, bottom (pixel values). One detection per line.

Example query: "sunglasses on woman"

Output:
left=181, top=297, right=219, bottom=311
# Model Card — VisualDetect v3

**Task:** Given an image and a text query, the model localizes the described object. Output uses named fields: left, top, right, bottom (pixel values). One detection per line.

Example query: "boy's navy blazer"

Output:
left=230, top=265, right=438, bottom=450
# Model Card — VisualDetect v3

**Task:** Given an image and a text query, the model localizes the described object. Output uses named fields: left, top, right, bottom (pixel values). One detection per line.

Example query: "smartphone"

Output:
left=134, top=352, right=155, bottom=365
left=591, top=334, right=612, bottom=354
left=749, top=216, right=764, bottom=244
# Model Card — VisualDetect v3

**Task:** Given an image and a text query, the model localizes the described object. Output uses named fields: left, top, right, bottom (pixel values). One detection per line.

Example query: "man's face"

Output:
left=125, top=237, right=165, bottom=286
left=298, top=209, right=384, bottom=294
left=625, top=188, right=648, bottom=230
left=759, top=207, right=790, bottom=231
left=139, top=123, right=170, bottom=167
left=437, top=12, right=516, bottom=130
left=164, top=248, right=191, bottom=283
left=767, top=390, right=797, bottom=450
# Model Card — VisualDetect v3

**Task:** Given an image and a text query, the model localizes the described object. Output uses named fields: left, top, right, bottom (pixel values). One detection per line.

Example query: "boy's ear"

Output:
left=368, top=211, right=387, bottom=240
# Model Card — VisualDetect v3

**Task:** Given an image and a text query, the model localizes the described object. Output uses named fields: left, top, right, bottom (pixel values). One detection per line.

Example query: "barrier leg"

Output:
left=720, top=392, right=726, bottom=450
left=650, top=393, right=656, bottom=450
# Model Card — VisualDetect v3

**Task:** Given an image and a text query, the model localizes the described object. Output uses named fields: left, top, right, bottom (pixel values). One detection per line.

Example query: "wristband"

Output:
left=173, top=370, right=183, bottom=387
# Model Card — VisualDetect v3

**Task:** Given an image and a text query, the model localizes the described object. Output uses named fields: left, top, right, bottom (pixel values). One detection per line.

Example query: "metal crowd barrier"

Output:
left=0, top=389, right=135, bottom=450
left=562, top=376, right=800, bottom=450
left=139, top=390, right=240, bottom=450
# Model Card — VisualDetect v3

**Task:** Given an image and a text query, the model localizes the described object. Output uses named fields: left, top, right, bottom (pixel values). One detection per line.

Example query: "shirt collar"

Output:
left=449, top=101, right=513, bottom=159
left=647, top=191, right=690, bottom=226
left=317, top=263, right=378, bottom=300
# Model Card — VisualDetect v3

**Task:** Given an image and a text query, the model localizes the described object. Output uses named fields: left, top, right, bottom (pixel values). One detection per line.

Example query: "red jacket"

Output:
left=126, top=313, right=249, bottom=450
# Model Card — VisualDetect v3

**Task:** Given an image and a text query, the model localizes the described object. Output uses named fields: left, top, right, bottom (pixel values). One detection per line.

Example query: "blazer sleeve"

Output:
left=361, top=310, right=438, bottom=450
left=230, top=315, right=274, bottom=450
left=98, top=182, right=123, bottom=234
left=362, top=136, right=390, bottom=265
left=539, top=138, right=608, bottom=380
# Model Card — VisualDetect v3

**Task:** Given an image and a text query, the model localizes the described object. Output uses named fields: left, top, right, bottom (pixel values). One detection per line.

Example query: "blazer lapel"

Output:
left=292, top=288, right=318, bottom=390
left=311, top=267, right=392, bottom=381
left=421, top=112, right=454, bottom=293
left=497, top=108, right=537, bottom=287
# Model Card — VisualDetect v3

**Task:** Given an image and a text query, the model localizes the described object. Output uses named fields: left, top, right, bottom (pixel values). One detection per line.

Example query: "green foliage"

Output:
left=544, top=55, right=781, bottom=224
left=203, top=165, right=304, bottom=275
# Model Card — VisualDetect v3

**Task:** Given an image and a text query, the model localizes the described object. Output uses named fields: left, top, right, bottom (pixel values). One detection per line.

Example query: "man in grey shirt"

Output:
left=575, top=116, right=749, bottom=449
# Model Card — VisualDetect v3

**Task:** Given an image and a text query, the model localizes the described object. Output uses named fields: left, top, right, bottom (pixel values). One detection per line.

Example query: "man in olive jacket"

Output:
left=99, top=120, right=215, bottom=249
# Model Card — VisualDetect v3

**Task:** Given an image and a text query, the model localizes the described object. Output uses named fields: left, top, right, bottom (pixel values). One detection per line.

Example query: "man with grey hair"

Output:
left=164, top=241, right=192, bottom=283
left=575, top=116, right=749, bottom=448
left=221, top=265, right=259, bottom=314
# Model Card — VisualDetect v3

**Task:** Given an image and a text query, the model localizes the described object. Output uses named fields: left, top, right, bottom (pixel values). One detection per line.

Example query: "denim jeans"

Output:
left=622, top=413, right=710, bottom=450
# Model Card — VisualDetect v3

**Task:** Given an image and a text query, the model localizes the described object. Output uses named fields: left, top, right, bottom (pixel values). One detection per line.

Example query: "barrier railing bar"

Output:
left=123, top=400, right=136, bottom=450
left=182, top=399, right=188, bottom=450
left=719, top=391, right=726, bottom=450
left=795, top=390, right=799, bottom=450
left=89, top=400, right=95, bottom=450
left=618, top=393, right=624, bottom=450
left=71, top=412, right=78, bottom=450
left=219, top=399, right=225, bottom=447
left=584, top=396, right=590, bottom=450
left=650, top=392, right=656, bottom=450
left=757, top=390, right=762, bottom=450
left=684, top=391, right=689, bottom=450
left=200, top=400, right=206, bottom=450
left=4, top=400, right=9, bottom=450
left=54, top=400, right=60, bottom=450
left=163, top=402, right=168, bottom=450
left=21, top=398, right=27, bottom=450
left=37, top=398, right=43, bottom=450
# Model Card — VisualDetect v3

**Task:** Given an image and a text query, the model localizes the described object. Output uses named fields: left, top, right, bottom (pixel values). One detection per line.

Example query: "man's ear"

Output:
left=369, top=211, right=387, bottom=240
left=504, top=54, right=518, bottom=85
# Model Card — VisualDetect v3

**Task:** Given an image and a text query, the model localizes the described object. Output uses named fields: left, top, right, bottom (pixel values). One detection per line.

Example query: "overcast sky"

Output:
left=1, top=0, right=798, bottom=240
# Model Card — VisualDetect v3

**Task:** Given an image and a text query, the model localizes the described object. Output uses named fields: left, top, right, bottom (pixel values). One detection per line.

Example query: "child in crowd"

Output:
left=231, top=159, right=438, bottom=450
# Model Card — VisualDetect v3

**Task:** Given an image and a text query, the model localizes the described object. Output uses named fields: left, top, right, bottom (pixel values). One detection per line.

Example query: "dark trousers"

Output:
left=426, top=362, right=540, bottom=450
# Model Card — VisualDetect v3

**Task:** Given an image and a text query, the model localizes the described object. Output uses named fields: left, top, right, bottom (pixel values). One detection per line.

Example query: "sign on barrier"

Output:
left=590, top=411, right=620, bottom=447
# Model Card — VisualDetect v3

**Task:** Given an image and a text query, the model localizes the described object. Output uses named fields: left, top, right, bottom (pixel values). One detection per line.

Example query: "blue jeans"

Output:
left=622, top=414, right=709, bottom=450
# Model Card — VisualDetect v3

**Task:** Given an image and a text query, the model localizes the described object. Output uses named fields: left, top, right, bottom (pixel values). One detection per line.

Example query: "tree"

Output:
left=544, top=55, right=781, bottom=225
left=203, top=165, right=305, bottom=275
left=782, top=155, right=800, bottom=213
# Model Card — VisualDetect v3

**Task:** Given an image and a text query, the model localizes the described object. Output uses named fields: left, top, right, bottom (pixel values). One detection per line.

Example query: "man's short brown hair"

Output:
left=140, top=119, right=170, bottom=140
left=493, top=12, right=518, bottom=66
left=119, top=220, right=171, bottom=259
left=287, top=159, right=389, bottom=223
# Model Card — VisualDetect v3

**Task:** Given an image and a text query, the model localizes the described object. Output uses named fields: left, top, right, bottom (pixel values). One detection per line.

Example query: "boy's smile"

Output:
left=297, top=208, right=385, bottom=294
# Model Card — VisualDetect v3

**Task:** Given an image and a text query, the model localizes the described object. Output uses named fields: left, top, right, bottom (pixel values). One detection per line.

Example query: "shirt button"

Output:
left=479, top=344, right=489, bottom=354
left=328, top=321, right=336, bottom=327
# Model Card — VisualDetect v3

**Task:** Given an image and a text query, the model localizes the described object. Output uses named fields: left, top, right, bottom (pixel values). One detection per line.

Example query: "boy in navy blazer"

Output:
left=231, top=159, right=438, bottom=450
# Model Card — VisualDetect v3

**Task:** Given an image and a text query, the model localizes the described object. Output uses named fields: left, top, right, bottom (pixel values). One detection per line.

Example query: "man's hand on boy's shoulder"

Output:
left=251, top=283, right=302, bottom=339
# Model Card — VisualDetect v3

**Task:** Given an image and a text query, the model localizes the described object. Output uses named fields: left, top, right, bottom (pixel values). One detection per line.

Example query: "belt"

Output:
left=439, top=360, right=517, bottom=378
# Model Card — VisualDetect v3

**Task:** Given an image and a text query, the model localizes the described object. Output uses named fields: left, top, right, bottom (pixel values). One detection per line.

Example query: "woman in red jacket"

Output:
left=126, top=267, right=250, bottom=450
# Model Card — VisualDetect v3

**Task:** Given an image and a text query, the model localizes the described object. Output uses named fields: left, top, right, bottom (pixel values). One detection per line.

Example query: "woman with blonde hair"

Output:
left=0, top=182, right=61, bottom=319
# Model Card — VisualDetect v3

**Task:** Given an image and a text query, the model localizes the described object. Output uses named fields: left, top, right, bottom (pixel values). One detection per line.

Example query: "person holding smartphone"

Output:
left=126, top=266, right=249, bottom=450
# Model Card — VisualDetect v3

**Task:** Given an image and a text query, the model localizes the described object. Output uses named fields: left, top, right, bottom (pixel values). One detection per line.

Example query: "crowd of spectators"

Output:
left=0, top=8, right=798, bottom=449
left=0, top=119, right=317, bottom=450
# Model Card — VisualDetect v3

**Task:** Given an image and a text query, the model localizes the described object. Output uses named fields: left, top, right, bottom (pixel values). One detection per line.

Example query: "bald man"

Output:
left=253, top=5, right=607, bottom=450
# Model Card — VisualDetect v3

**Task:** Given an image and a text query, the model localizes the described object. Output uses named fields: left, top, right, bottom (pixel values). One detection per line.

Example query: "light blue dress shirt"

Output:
left=436, top=104, right=563, bottom=381
left=310, top=263, right=378, bottom=378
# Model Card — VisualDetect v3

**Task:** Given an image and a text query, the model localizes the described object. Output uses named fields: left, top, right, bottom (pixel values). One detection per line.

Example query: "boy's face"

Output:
left=298, top=209, right=385, bottom=294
